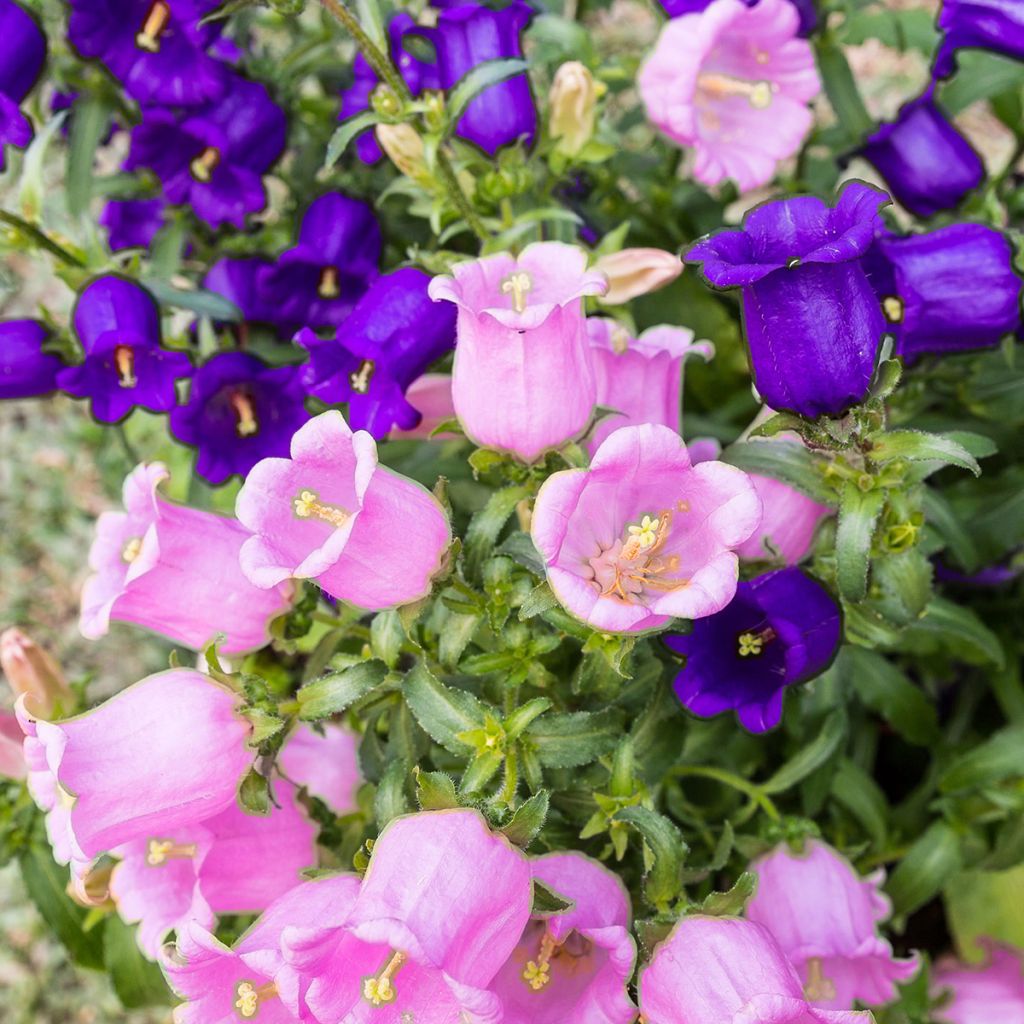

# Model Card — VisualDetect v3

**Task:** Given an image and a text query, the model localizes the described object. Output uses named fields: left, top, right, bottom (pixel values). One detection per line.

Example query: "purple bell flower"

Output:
left=295, top=267, right=456, bottom=437
left=935, top=0, right=1024, bottom=78
left=67, top=0, right=229, bottom=107
left=858, top=86, right=983, bottom=218
left=0, top=0, right=46, bottom=171
left=124, top=75, right=287, bottom=230
left=169, top=352, right=310, bottom=484
left=99, top=199, right=166, bottom=252
left=664, top=567, right=841, bottom=733
left=864, top=223, right=1022, bottom=360
left=687, top=181, right=890, bottom=418
left=260, top=193, right=381, bottom=330
left=0, top=320, right=64, bottom=398
left=658, top=0, right=817, bottom=35
left=203, top=257, right=280, bottom=329
left=57, top=276, right=192, bottom=423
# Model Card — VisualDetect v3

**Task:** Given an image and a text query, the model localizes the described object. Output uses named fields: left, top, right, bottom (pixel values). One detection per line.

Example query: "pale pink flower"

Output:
left=532, top=423, right=761, bottom=632
left=388, top=373, right=458, bottom=441
left=1, top=628, right=72, bottom=717
left=80, top=463, right=293, bottom=654
left=736, top=473, right=831, bottom=563
left=933, top=940, right=1024, bottom=1024
left=236, top=411, right=451, bottom=610
left=0, top=711, right=26, bottom=780
left=279, top=723, right=361, bottom=813
left=491, top=851, right=637, bottom=1024
left=428, top=241, right=607, bottom=461
left=638, top=0, right=820, bottom=193
left=747, top=839, right=919, bottom=1010
left=587, top=317, right=713, bottom=454
left=639, top=915, right=873, bottom=1024
left=595, top=248, right=683, bottom=305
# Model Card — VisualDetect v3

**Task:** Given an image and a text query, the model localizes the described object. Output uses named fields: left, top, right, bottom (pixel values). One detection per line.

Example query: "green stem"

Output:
left=670, top=764, right=781, bottom=823
left=320, top=0, right=408, bottom=100
left=0, top=210, right=85, bottom=267
left=500, top=745, right=519, bottom=806
left=435, top=149, right=489, bottom=242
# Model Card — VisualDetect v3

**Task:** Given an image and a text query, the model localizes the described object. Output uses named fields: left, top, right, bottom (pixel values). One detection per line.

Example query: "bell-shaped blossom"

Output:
left=429, top=242, right=607, bottom=461
left=864, top=223, right=1023, bottom=361
left=932, top=941, right=1024, bottom=1024
left=587, top=317, right=712, bottom=454
left=99, top=198, right=166, bottom=252
left=80, top=462, right=293, bottom=652
left=491, top=851, right=637, bottom=1024
left=664, top=566, right=840, bottom=732
left=858, top=86, right=983, bottom=219
left=935, top=0, right=1024, bottom=78
left=747, top=839, right=919, bottom=1009
left=0, top=711, right=26, bottom=780
left=236, top=411, right=451, bottom=610
left=164, top=874, right=362, bottom=1024
left=1, top=628, right=72, bottom=718
left=390, top=373, right=458, bottom=440
left=737, top=474, right=831, bottom=564
left=532, top=423, right=761, bottom=633
left=595, top=248, right=683, bottom=306
left=17, top=669, right=253, bottom=872
left=279, top=723, right=361, bottom=813
left=658, top=0, right=817, bottom=35
left=639, top=915, right=872, bottom=1024
left=261, top=193, right=381, bottom=330
left=639, top=0, right=820, bottom=193
left=277, top=809, right=532, bottom=1024
left=203, top=257, right=280, bottom=332
left=124, top=76, right=287, bottom=230
left=688, top=181, right=890, bottom=418
left=57, top=276, right=192, bottom=423
left=0, top=319, right=64, bottom=399
left=296, top=268, right=456, bottom=437
left=0, top=0, right=45, bottom=170
left=169, top=353, right=310, bottom=485
left=67, top=0, right=229, bottom=107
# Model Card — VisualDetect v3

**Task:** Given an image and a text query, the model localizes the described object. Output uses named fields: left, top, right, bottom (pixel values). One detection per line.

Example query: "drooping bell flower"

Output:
left=163, top=874, right=362, bottom=1024
left=857, top=86, right=983, bottom=219
left=17, top=669, right=253, bottom=872
left=586, top=317, right=712, bottom=454
left=746, top=839, right=919, bottom=1010
left=864, top=223, right=1023, bottom=360
left=0, top=628, right=72, bottom=718
left=932, top=941, right=1024, bottom=1024
left=202, top=257, right=280, bottom=332
left=594, top=248, right=683, bottom=306
left=124, top=76, right=287, bottom=230
left=260, top=193, right=381, bottom=330
left=279, top=723, right=361, bottom=813
left=428, top=241, right=607, bottom=461
left=169, top=353, right=310, bottom=485
left=688, top=181, right=890, bottom=418
left=639, top=0, right=820, bottom=193
left=236, top=411, right=451, bottom=610
left=296, top=268, right=456, bottom=437
left=389, top=373, right=458, bottom=440
left=532, top=423, right=761, bottom=633
left=99, top=198, right=166, bottom=252
left=491, top=851, right=637, bottom=1024
left=0, top=0, right=45, bottom=170
left=0, top=319, right=64, bottom=399
left=664, top=566, right=840, bottom=732
left=935, top=0, right=1024, bottom=78
left=80, top=462, right=293, bottom=652
left=67, top=0, right=229, bottom=107
left=639, top=915, right=872, bottom=1024
left=277, top=809, right=532, bottom=1024
left=658, top=0, right=818, bottom=35
left=56, top=276, right=192, bottom=423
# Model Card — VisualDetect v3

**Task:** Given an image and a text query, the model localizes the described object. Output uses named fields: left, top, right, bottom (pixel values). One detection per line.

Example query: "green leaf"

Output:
left=519, top=581, right=558, bottom=620
left=104, top=916, right=173, bottom=1008
left=371, top=610, right=405, bottom=669
left=237, top=768, right=272, bottom=815
left=297, top=660, right=388, bottom=720
left=18, top=113, right=68, bottom=220
left=836, top=481, right=885, bottom=602
left=614, top=806, right=688, bottom=910
left=501, top=791, right=550, bottom=847
left=464, top=485, right=531, bottom=579
left=437, top=609, right=481, bottom=669
left=896, top=597, right=1005, bottom=668
left=325, top=111, right=383, bottom=168
left=504, top=697, right=553, bottom=740
left=66, top=95, right=111, bottom=219
left=446, top=59, right=529, bottom=128
left=941, top=51, right=1024, bottom=114
left=922, top=488, right=979, bottom=572
left=722, top=441, right=835, bottom=506
left=814, top=38, right=874, bottom=141
left=497, top=532, right=546, bottom=576
left=700, top=871, right=757, bottom=917
left=414, top=767, right=460, bottom=810
left=831, top=757, right=888, bottom=846
left=940, top=725, right=1024, bottom=793
left=141, top=278, right=242, bottom=321
left=846, top=647, right=940, bottom=747
left=867, top=430, right=981, bottom=476
left=374, top=758, right=410, bottom=829
left=355, top=0, right=387, bottom=51
left=762, top=709, right=847, bottom=794
left=525, top=709, right=624, bottom=768
left=402, top=663, right=489, bottom=753
left=531, top=878, right=575, bottom=917
left=887, top=822, right=963, bottom=917
left=460, top=748, right=505, bottom=793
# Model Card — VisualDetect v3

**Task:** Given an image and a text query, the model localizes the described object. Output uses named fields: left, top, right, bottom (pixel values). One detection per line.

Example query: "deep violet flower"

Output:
left=687, top=181, right=890, bottom=418
left=664, top=566, right=841, bottom=732
left=0, top=319, right=64, bottom=398
left=296, top=268, right=456, bottom=437
left=124, top=76, right=287, bottom=230
left=99, top=198, right=166, bottom=252
left=858, top=86, right=984, bottom=218
left=202, top=257, right=280, bottom=330
left=658, top=0, right=818, bottom=35
left=934, top=0, right=1024, bottom=79
left=169, top=353, right=311, bottom=485
left=56, top=276, right=192, bottom=423
left=0, top=0, right=46, bottom=170
left=260, top=193, right=382, bottom=330
left=932, top=940, right=1024, bottom=1024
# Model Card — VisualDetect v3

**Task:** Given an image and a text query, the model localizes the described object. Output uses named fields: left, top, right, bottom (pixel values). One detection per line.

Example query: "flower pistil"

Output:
left=362, top=950, right=407, bottom=1006
left=145, top=838, right=197, bottom=866
left=234, top=980, right=278, bottom=1020
left=135, top=2, right=171, bottom=53
left=292, top=489, right=349, bottom=528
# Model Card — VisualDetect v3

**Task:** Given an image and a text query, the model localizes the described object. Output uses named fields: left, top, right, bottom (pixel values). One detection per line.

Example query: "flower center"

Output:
left=804, top=957, right=837, bottom=1002
left=122, top=536, right=143, bottom=563
left=362, top=950, right=407, bottom=1006
left=146, top=838, right=197, bottom=866
left=737, top=626, right=776, bottom=657
left=318, top=266, right=341, bottom=299
left=229, top=390, right=259, bottom=437
left=114, top=345, right=137, bottom=389
left=882, top=295, right=904, bottom=323
left=522, top=931, right=558, bottom=991
left=697, top=73, right=775, bottom=109
left=349, top=359, right=375, bottom=394
left=234, top=980, right=278, bottom=1019
left=590, top=508, right=689, bottom=603
left=501, top=270, right=533, bottom=313
left=292, top=489, right=350, bottom=528
left=135, top=1, right=171, bottom=53
left=190, top=146, right=221, bottom=183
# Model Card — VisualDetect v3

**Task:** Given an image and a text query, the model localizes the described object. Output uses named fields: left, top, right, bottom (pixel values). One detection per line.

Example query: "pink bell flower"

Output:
left=278, top=808, right=532, bottom=1023
left=17, top=669, right=253, bottom=872
left=236, top=411, right=451, bottom=610
left=531, top=423, right=761, bottom=632
left=490, top=851, right=637, bottom=1023
left=932, top=940, right=1024, bottom=1024
left=639, top=915, right=873, bottom=1024
left=736, top=473, right=831, bottom=564
left=638, top=0, right=820, bottom=193
left=279, top=723, right=361, bottom=813
left=388, top=372, right=458, bottom=440
left=587, top=317, right=713, bottom=455
left=746, top=839, right=919, bottom=1010
left=594, top=248, right=683, bottom=306
left=0, top=710, right=26, bottom=780
left=428, top=241, right=608, bottom=462
left=80, top=463, right=293, bottom=654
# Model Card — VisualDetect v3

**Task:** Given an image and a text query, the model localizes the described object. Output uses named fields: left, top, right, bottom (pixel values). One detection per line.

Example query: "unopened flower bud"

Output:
left=375, top=123, right=428, bottom=182
left=594, top=248, right=683, bottom=305
left=549, top=61, right=598, bottom=157
left=1, top=628, right=71, bottom=717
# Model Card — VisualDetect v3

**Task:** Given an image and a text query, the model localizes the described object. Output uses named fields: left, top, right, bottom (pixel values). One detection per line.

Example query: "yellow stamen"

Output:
left=804, top=957, right=837, bottom=1002
left=318, top=266, right=341, bottom=299
left=628, top=515, right=661, bottom=551
left=135, top=1, right=171, bottom=53
left=610, top=326, right=630, bottom=355
left=349, top=359, right=375, bottom=394
left=146, top=838, right=198, bottom=866
left=190, top=146, right=221, bottom=183
left=292, top=489, right=349, bottom=528
left=522, top=932, right=557, bottom=991
left=234, top=980, right=278, bottom=1019
left=698, top=73, right=775, bottom=109
left=501, top=270, right=532, bottom=313
left=114, top=345, right=137, bottom=389
left=362, top=951, right=407, bottom=1006
left=738, top=626, right=776, bottom=657
left=882, top=295, right=904, bottom=323
left=229, top=391, right=259, bottom=438
left=122, top=536, right=143, bottom=563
